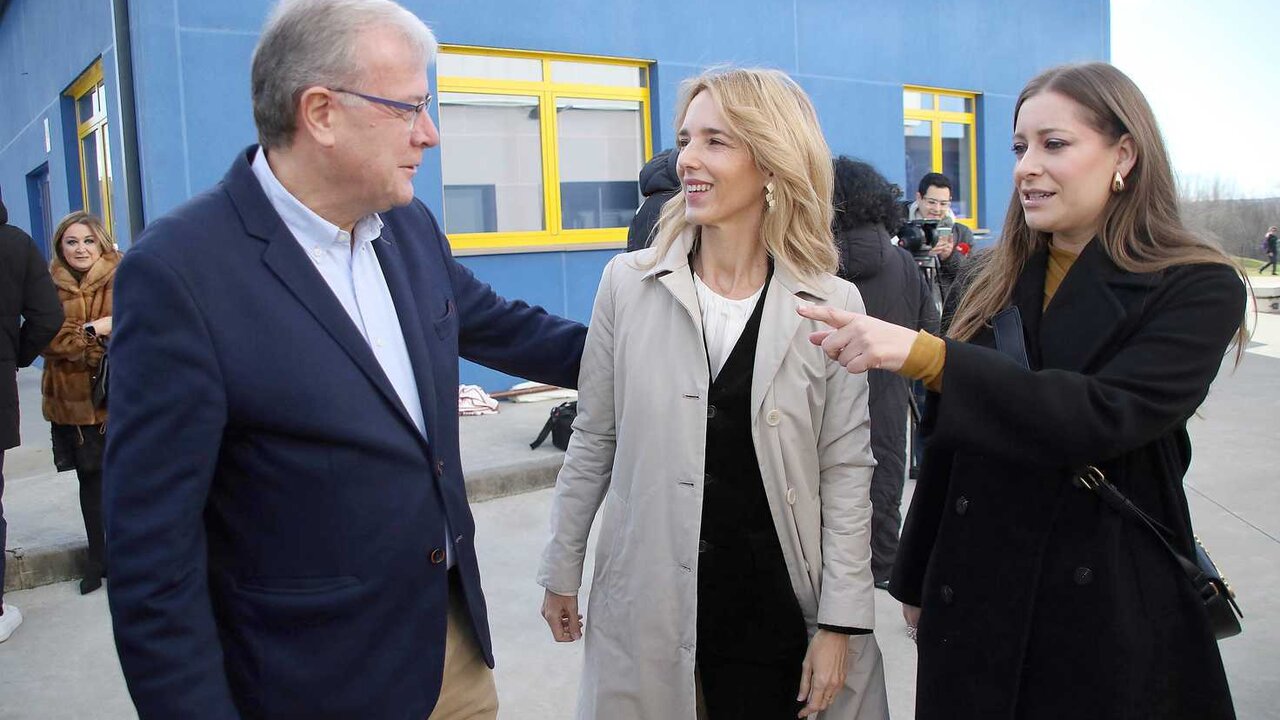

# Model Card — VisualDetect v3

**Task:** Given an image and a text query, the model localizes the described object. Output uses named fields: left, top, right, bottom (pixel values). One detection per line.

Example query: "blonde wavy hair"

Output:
left=949, top=63, right=1248, bottom=356
left=51, top=211, right=119, bottom=272
left=644, top=67, right=837, bottom=280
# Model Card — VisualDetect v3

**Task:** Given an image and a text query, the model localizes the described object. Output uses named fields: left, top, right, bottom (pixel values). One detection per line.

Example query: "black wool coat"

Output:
left=0, top=200, right=64, bottom=450
left=890, top=239, right=1241, bottom=719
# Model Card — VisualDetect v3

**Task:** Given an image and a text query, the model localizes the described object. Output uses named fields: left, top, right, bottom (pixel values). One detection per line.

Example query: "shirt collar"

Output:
left=251, top=147, right=384, bottom=253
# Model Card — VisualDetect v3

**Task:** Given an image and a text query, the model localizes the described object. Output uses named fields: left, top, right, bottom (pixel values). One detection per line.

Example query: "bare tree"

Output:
left=1178, top=174, right=1279, bottom=260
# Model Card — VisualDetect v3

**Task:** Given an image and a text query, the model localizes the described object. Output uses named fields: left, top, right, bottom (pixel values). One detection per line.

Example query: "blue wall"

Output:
left=1, top=0, right=1109, bottom=389
left=0, top=0, right=134, bottom=248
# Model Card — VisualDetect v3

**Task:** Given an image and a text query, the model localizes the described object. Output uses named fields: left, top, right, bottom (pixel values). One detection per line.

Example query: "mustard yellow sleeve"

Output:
left=899, top=330, right=946, bottom=392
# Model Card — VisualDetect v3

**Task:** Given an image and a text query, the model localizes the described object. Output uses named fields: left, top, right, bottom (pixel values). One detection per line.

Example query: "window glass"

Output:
left=436, top=54, right=542, bottom=82
left=903, top=91, right=934, bottom=112
left=903, top=118, right=932, bottom=200
left=555, top=98, right=644, bottom=230
left=438, top=93, right=544, bottom=233
left=941, top=122, right=973, bottom=217
left=550, top=61, right=643, bottom=87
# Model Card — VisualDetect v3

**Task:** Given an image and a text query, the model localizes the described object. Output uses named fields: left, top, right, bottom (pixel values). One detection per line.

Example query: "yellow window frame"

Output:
left=66, top=60, right=114, bottom=235
left=903, top=84, right=979, bottom=230
left=437, top=45, right=653, bottom=254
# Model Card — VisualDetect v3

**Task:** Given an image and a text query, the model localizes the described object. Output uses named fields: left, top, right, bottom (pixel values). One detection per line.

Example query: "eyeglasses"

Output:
left=922, top=198, right=952, bottom=209
left=331, top=88, right=431, bottom=128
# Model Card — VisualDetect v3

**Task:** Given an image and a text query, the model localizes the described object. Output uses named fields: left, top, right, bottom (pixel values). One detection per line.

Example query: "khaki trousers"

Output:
left=428, top=574, right=499, bottom=720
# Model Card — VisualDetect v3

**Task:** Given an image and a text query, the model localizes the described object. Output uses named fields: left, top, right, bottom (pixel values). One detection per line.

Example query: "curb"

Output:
left=2, top=456, right=564, bottom=595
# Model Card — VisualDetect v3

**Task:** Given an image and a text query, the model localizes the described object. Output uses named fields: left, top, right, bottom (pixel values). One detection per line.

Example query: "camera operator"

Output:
left=909, top=172, right=972, bottom=301
left=832, top=157, right=940, bottom=590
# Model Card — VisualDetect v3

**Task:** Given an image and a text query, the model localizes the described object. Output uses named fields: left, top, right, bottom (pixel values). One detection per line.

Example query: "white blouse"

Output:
left=693, top=273, right=765, bottom=380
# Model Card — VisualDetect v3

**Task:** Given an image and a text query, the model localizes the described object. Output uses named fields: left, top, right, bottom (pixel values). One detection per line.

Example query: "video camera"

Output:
left=896, top=219, right=954, bottom=274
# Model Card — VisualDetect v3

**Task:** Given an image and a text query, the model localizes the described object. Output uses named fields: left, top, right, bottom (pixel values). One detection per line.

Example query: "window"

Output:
left=437, top=47, right=652, bottom=252
left=903, top=86, right=978, bottom=227
left=66, top=61, right=115, bottom=236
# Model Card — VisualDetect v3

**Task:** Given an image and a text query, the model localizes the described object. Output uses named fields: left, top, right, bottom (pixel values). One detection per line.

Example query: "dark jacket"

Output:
left=0, top=199, right=64, bottom=450
left=837, top=222, right=938, bottom=515
left=625, top=148, right=680, bottom=252
left=104, top=147, right=586, bottom=720
left=891, top=240, right=1241, bottom=719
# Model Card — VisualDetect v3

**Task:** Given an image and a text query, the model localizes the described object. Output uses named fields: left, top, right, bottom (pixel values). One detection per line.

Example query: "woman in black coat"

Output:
left=800, top=62, right=1242, bottom=718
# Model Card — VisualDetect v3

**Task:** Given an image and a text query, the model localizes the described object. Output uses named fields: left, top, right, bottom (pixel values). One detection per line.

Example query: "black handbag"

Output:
left=991, top=306, right=1243, bottom=640
left=90, top=347, right=110, bottom=409
left=530, top=401, right=577, bottom=451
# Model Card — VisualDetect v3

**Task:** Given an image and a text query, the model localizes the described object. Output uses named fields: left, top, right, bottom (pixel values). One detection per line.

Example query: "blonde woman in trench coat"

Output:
left=538, top=68, right=889, bottom=720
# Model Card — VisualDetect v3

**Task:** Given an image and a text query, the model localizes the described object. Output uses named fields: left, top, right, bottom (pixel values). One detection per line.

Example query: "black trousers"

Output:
left=697, top=653, right=806, bottom=720
left=77, top=466, right=105, bottom=575
left=1261, top=252, right=1277, bottom=274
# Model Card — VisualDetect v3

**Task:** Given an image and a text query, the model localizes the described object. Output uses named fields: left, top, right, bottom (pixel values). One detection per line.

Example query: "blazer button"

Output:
left=785, top=486, right=797, bottom=505
left=706, top=404, right=717, bottom=420
left=941, top=585, right=955, bottom=605
left=430, top=548, right=446, bottom=565
left=955, top=496, right=970, bottom=516
left=435, top=459, right=445, bottom=477
left=766, top=409, right=781, bottom=426
left=704, top=472, right=717, bottom=486
left=1074, top=567, right=1094, bottom=585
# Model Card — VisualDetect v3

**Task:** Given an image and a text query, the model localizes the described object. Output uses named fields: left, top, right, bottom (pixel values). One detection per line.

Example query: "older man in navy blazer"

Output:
left=103, top=2, right=585, bottom=718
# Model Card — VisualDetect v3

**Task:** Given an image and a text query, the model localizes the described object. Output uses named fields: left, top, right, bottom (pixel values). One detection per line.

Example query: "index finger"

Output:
left=796, top=304, right=859, bottom=329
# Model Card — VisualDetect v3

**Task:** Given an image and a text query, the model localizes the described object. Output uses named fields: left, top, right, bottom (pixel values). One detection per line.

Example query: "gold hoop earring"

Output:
left=1112, top=171, right=1125, bottom=193
left=765, top=182, right=776, bottom=212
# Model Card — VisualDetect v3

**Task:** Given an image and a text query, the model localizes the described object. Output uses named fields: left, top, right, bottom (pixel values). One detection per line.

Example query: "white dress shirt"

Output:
left=251, top=148, right=455, bottom=567
left=693, top=273, right=765, bottom=380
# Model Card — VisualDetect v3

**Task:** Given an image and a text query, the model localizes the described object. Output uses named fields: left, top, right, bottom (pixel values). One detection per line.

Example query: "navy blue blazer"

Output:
left=104, top=147, right=586, bottom=719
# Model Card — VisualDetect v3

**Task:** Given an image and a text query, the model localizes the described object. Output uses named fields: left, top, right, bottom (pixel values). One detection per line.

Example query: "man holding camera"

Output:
left=910, top=173, right=972, bottom=302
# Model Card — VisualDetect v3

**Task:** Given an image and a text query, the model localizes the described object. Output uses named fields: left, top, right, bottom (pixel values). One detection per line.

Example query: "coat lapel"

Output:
left=751, top=261, right=832, bottom=420
left=1010, top=247, right=1049, bottom=369
left=1036, top=239, right=1158, bottom=373
left=647, top=229, right=703, bottom=331
left=372, top=225, right=439, bottom=447
left=225, top=148, right=421, bottom=435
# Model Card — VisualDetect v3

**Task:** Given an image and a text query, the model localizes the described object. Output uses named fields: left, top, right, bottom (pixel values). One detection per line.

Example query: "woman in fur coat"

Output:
left=43, top=212, right=118, bottom=595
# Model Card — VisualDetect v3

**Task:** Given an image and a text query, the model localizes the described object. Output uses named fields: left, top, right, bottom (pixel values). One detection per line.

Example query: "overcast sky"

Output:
left=1111, top=0, right=1279, bottom=199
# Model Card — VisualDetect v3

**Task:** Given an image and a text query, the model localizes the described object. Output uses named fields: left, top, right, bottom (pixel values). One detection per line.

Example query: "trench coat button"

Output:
left=706, top=404, right=717, bottom=419
left=955, top=496, right=970, bottom=516
left=941, top=585, right=955, bottom=604
left=1074, top=567, right=1094, bottom=585
left=430, top=548, right=446, bottom=565
left=766, top=409, right=781, bottom=426
left=803, top=561, right=811, bottom=572
left=785, top=486, right=797, bottom=505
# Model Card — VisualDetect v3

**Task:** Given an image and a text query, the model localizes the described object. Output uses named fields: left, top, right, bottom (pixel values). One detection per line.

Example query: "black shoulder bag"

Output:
left=530, top=401, right=577, bottom=451
left=991, top=307, right=1243, bottom=640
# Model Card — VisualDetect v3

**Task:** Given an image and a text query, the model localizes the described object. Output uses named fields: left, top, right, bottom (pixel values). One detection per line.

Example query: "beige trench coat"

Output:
left=538, top=232, right=889, bottom=719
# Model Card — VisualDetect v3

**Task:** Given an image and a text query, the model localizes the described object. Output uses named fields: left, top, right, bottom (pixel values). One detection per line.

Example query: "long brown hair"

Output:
left=644, top=67, right=838, bottom=279
left=948, top=62, right=1248, bottom=355
left=51, top=211, right=118, bottom=273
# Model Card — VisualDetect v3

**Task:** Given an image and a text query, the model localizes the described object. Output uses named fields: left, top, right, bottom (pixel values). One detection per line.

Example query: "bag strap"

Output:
left=529, top=415, right=556, bottom=450
left=1076, top=467, right=1238, bottom=614
left=991, top=307, right=1030, bottom=369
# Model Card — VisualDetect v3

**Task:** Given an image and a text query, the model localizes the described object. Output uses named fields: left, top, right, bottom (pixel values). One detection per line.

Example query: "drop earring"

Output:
left=765, top=182, right=776, bottom=211
left=1112, top=171, right=1125, bottom=193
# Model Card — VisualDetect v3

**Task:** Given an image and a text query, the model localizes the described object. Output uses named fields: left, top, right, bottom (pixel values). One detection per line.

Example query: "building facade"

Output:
left=0, top=0, right=1110, bottom=388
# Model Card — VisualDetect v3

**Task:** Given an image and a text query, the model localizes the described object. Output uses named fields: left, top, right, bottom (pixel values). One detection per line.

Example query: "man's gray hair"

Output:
left=251, top=0, right=437, bottom=149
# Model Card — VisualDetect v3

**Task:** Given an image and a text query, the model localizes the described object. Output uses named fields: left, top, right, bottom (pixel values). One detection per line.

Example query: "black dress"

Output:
left=694, top=270, right=808, bottom=719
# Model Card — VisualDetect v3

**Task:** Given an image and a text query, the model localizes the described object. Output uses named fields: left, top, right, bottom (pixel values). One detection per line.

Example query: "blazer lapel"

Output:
left=1038, top=239, right=1155, bottom=373
left=226, top=148, right=420, bottom=434
left=372, top=225, right=439, bottom=447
